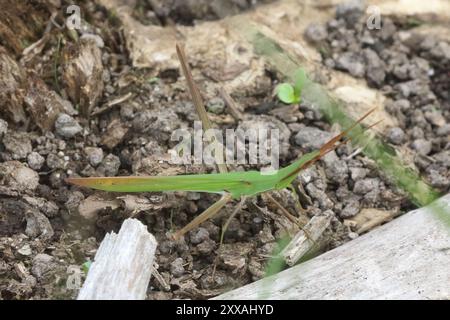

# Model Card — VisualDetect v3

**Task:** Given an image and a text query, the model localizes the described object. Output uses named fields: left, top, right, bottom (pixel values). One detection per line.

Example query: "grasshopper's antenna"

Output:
left=282, top=107, right=379, bottom=181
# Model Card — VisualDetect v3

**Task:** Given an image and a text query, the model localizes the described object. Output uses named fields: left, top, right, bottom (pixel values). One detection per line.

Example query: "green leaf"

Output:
left=276, top=83, right=296, bottom=104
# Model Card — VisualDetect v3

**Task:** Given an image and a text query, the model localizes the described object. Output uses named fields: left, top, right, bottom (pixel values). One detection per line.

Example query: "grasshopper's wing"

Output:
left=66, top=171, right=273, bottom=197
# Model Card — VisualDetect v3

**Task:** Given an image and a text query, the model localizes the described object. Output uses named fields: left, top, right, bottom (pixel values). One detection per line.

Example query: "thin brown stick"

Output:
left=176, top=44, right=228, bottom=173
left=219, top=88, right=244, bottom=121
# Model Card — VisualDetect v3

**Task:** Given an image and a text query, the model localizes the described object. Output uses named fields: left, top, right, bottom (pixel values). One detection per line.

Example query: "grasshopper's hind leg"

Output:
left=171, top=193, right=232, bottom=241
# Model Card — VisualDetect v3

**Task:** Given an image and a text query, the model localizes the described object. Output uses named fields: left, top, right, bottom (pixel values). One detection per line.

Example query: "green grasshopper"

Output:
left=67, top=45, right=378, bottom=241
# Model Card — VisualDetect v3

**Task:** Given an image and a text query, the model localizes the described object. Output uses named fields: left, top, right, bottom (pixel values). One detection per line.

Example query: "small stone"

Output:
left=363, top=48, right=386, bottom=87
left=46, top=153, right=66, bottom=170
left=197, top=239, right=216, bottom=255
left=189, top=227, right=209, bottom=245
left=304, top=23, right=328, bottom=43
left=323, top=152, right=348, bottom=182
left=411, top=139, right=432, bottom=156
left=25, top=209, right=54, bottom=240
left=31, top=254, right=56, bottom=280
left=427, top=169, right=449, bottom=188
left=349, top=167, right=368, bottom=181
left=64, top=191, right=85, bottom=211
left=170, top=257, right=185, bottom=277
left=206, top=97, right=225, bottom=114
left=3, top=132, right=32, bottom=159
left=55, top=113, right=82, bottom=138
left=393, top=99, right=411, bottom=112
left=387, top=127, right=405, bottom=145
left=0, top=161, right=40, bottom=191
left=84, top=147, right=104, bottom=167
left=97, top=153, right=120, bottom=176
left=340, top=200, right=360, bottom=218
left=353, top=178, right=380, bottom=195
left=424, top=109, right=446, bottom=127
left=295, top=127, right=332, bottom=151
left=436, top=124, right=450, bottom=137
left=306, top=182, right=334, bottom=210
left=336, top=52, right=365, bottom=77
left=17, top=244, right=32, bottom=256
left=27, top=152, right=45, bottom=170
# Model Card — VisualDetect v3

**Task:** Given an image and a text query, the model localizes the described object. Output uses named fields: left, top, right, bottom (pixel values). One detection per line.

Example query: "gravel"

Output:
left=170, top=257, right=185, bottom=277
left=206, top=97, right=225, bottom=114
left=387, top=127, right=406, bottom=145
left=27, top=152, right=45, bottom=170
left=411, top=139, right=432, bottom=156
left=3, top=132, right=32, bottom=160
left=54, top=113, right=82, bottom=138
left=335, top=52, right=366, bottom=77
left=304, top=23, right=328, bottom=43
left=294, top=126, right=332, bottom=151
left=97, top=153, right=121, bottom=176
left=31, top=254, right=56, bottom=280
left=353, top=178, right=380, bottom=195
left=84, top=147, right=104, bottom=167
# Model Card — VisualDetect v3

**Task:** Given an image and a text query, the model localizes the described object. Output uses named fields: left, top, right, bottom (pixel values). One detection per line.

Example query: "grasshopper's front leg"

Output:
left=171, top=193, right=233, bottom=241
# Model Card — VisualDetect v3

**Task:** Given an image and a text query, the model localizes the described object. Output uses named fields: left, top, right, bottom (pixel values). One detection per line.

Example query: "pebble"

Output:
left=46, top=153, right=66, bottom=170
left=197, top=239, right=216, bottom=255
left=304, top=23, right=328, bottom=43
left=323, top=152, right=348, bottom=182
left=349, top=167, right=368, bottom=181
left=3, top=132, right=32, bottom=160
left=363, top=48, right=386, bottom=87
left=335, top=52, right=365, bottom=77
left=97, top=153, right=121, bottom=176
left=387, top=127, right=406, bottom=145
left=0, top=161, right=40, bottom=191
left=31, top=254, right=56, bottom=280
left=340, top=200, right=360, bottom=218
left=295, top=126, right=332, bottom=151
left=84, top=147, right=104, bottom=167
left=170, top=258, right=185, bottom=277
left=411, top=139, right=432, bottom=156
left=17, top=244, right=32, bottom=256
left=55, top=113, right=82, bottom=138
left=353, top=178, right=380, bottom=195
left=206, top=97, right=225, bottom=114
left=27, top=152, right=45, bottom=170
left=189, top=227, right=210, bottom=245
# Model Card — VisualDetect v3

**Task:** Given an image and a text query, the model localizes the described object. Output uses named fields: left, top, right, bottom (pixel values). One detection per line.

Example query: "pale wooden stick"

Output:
left=281, top=210, right=333, bottom=266
left=77, top=218, right=157, bottom=300
left=214, top=194, right=450, bottom=300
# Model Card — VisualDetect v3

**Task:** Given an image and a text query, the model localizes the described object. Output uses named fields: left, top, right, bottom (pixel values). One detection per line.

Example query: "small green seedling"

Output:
left=67, top=45, right=378, bottom=241
left=275, top=69, right=308, bottom=104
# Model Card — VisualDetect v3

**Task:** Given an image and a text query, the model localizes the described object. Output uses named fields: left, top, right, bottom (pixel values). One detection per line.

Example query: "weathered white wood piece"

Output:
left=77, top=218, right=157, bottom=300
left=281, top=210, right=333, bottom=266
left=215, top=195, right=450, bottom=300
